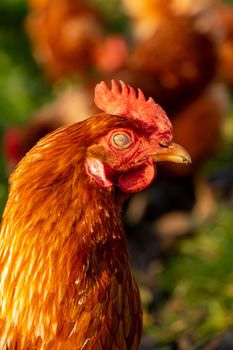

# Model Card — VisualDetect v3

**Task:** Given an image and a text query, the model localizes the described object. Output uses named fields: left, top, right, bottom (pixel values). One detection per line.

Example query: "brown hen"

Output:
left=0, top=81, right=190, bottom=349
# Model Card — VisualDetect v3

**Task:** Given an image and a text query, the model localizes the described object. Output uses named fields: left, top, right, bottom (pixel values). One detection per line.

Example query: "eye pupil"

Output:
left=113, top=133, right=131, bottom=148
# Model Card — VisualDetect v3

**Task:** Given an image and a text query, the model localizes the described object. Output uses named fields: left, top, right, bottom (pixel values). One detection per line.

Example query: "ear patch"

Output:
left=85, top=158, right=113, bottom=188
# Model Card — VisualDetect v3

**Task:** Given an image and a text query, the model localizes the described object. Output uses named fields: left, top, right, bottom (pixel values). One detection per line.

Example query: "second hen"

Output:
left=26, top=0, right=103, bottom=80
left=117, top=0, right=218, bottom=112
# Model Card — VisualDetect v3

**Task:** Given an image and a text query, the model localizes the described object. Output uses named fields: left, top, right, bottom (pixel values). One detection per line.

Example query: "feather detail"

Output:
left=0, top=115, right=143, bottom=349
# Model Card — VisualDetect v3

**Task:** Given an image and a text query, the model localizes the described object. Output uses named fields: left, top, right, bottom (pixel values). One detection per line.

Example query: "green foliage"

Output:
left=0, top=0, right=52, bottom=127
left=87, top=0, right=129, bottom=33
left=0, top=0, right=53, bottom=211
left=145, top=206, right=233, bottom=345
left=203, top=103, right=233, bottom=176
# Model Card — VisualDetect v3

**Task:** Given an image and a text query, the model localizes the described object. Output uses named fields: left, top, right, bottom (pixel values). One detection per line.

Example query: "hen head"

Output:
left=86, top=80, right=191, bottom=193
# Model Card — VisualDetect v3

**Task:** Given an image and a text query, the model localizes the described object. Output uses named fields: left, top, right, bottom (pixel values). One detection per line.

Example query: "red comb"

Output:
left=94, top=80, right=172, bottom=133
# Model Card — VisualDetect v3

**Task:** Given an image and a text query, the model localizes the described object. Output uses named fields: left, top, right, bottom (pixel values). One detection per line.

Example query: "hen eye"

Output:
left=112, top=132, right=132, bottom=149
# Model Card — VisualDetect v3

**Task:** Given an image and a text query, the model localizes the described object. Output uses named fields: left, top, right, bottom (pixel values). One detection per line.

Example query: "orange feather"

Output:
left=0, top=81, right=189, bottom=349
left=0, top=115, right=142, bottom=349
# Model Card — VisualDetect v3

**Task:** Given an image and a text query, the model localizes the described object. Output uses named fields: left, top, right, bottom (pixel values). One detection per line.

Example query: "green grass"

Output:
left=144, top=206, right=233, bottom=345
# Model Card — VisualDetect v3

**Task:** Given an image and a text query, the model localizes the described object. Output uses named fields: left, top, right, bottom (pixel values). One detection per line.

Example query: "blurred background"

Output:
left=0, top=0, right=233, bottom=349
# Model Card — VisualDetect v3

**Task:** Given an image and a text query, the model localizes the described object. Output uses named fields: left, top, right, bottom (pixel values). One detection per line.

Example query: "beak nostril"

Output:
left=159, top=140, right=170, bottom=148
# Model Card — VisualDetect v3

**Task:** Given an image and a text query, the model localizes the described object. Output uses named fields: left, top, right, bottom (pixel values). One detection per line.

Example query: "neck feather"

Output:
left=0, top=137, right=129, bottom=341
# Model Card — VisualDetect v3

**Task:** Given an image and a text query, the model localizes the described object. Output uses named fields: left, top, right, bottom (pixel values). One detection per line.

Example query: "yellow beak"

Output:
left=150, top=142, right=191, bottom=164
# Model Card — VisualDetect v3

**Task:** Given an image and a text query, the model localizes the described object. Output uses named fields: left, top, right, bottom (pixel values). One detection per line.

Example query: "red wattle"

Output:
left=118, top=159, right=156, bottom=193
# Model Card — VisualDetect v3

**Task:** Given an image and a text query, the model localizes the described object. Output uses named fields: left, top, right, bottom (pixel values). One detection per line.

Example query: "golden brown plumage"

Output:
left=0, top=116, right=142, bottom=349
left=0, top=81, right=190, bottom=349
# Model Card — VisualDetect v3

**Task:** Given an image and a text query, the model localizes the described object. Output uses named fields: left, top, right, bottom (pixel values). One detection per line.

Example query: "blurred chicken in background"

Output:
left=121, top=0, right=215, bottom=39
left=26, top=0, right=128, bottom=81
left=26, top=0, right=103, bottom=80
left=117, top=0, right=218, bottom=109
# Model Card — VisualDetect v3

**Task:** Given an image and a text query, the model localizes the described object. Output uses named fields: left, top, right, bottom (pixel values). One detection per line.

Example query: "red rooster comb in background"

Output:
left=94, top=80, right=172, bottom=133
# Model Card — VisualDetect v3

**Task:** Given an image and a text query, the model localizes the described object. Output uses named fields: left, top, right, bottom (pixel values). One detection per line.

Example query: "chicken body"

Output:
left=0, top=117, right=141, bottom=349
left=0, top=81, right=190, bottom=349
